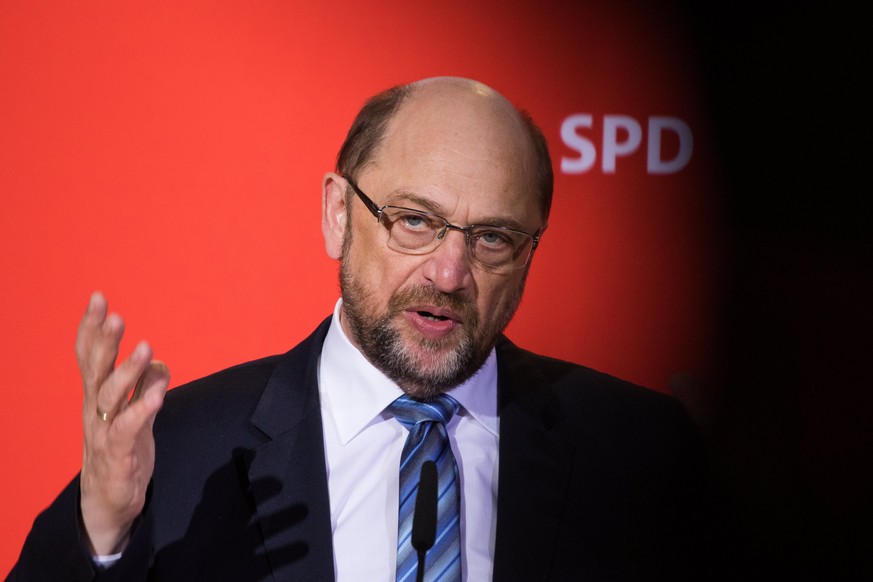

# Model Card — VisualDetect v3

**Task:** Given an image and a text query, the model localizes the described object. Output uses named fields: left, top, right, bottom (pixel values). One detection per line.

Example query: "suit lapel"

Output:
left=492, top=337, right=575, bottom=581
left=244, top=319, right=337, bottom=581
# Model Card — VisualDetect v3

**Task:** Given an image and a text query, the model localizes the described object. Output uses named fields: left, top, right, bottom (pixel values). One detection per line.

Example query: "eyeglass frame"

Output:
left=342, top=175, right=542, bottom=271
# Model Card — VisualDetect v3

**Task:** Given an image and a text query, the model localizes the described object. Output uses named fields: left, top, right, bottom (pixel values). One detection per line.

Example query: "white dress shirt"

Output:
left=319, top=299, right=500, bottom=581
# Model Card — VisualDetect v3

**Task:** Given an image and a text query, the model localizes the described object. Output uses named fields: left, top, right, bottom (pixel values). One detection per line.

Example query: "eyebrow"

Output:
left=385, top=191, right=442, bottom=213
left=384, top=191, right=534, bottom=233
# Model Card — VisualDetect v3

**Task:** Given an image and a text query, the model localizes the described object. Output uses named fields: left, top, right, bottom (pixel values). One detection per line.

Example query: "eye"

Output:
left=400, top=213, right=428, bottom=229
left=385, top=209, right=439, bottom=237
left=475, top=229, right=513, bottom=248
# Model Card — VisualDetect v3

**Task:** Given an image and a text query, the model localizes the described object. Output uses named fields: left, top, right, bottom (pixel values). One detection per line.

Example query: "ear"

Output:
left=322, top=172, right=348, bottom=260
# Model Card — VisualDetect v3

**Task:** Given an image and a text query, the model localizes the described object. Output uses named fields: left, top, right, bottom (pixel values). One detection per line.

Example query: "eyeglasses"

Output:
left=344, top=176, right=541, bottom=272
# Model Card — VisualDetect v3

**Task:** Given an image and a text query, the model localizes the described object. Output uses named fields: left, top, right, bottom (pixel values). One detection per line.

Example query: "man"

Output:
left=10, top=77, right=715, bottom=581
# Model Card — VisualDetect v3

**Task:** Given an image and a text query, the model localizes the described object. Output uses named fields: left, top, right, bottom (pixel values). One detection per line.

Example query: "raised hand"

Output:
left=76, top=292, right=170, bottom=555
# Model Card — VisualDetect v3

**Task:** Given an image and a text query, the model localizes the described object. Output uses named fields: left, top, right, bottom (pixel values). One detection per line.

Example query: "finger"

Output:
left=76, top=292, right=108, bottom=372
left=94, top=341, right=152, bottom=422
left=116, top=361, right=170, bottom=432
left=130, top=360, right=170, bottom=406
left=82, top=314, right=125, bottom=411
left=78, top=295, right=126, bottom=402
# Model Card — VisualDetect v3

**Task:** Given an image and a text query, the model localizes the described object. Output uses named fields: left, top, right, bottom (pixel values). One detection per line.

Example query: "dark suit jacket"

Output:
left=10, top=317, right=718, bottom=581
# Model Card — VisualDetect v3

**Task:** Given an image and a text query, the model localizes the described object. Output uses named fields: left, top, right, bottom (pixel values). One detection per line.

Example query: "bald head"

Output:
left=336, top=77, right=553, bottom=222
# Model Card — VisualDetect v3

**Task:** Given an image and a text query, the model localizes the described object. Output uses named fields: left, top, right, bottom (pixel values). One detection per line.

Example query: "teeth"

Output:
left=420, top=311, right=448, bottom=321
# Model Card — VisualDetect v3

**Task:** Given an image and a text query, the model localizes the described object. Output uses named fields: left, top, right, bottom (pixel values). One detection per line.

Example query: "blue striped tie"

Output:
left=389, top=394, right=462, bottom=582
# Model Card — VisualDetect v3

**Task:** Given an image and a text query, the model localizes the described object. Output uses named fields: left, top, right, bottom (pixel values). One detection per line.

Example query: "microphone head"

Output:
left=411, top=460, right=438, bottom=552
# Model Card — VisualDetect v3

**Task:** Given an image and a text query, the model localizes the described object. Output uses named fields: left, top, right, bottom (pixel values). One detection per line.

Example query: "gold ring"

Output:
left=97, top=408, right=110, bottom=422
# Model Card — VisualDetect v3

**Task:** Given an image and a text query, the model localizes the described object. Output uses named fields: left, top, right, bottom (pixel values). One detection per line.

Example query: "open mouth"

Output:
left=403, top=306, right=461, bottom=340
left=418, top=310, right=450, bottom=321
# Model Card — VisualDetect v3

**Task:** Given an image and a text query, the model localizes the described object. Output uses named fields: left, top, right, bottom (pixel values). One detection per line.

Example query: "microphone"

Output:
left=411, top=460, right=438, bottom=582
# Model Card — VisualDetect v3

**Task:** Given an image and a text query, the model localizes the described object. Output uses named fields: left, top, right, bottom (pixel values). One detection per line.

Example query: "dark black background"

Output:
left=677, top=2, right=871, bottom=579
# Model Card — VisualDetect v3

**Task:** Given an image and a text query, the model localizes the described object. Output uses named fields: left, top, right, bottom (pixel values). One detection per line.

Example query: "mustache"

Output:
left=386, top=285, right=478, bottom=324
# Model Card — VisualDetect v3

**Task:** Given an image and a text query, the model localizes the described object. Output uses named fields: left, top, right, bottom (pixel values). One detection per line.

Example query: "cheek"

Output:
left=476, top=276, right=523, bottom=318
left=347, top=236, right=425, bottom=298
left=346, top=221, right=387, bottom=283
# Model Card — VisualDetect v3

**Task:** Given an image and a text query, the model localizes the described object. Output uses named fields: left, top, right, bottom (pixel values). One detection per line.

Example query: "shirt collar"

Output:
left=319, top=299, right=499, bottom=446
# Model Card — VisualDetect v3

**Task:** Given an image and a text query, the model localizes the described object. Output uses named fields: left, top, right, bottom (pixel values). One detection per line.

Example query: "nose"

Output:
left=421, top=228, right=474, bottom=293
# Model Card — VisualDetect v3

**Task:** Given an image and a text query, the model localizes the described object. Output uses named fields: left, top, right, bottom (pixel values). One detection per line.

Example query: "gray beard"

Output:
left=340, top=261, right=522, bottom=400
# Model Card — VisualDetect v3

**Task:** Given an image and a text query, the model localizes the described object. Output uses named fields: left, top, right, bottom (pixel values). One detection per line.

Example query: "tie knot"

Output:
left=389, top=393, right=460, bottom=429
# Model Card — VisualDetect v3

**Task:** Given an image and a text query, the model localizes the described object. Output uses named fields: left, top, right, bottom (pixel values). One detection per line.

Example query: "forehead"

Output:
left=363, top=84, right=541, bottom=224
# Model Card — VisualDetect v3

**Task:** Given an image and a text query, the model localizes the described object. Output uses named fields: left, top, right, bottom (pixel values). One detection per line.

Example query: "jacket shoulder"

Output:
left=156, top=316, right=331, bottom=432
left=495, top=335, right=699, bottom=458
left=496, top=335, right=681, bottom=412
left=159, top=354, right=285, bottom=420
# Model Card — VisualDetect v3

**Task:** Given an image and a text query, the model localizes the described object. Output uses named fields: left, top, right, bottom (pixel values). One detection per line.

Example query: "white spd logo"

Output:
left=560, top=114, right=693, bottom=175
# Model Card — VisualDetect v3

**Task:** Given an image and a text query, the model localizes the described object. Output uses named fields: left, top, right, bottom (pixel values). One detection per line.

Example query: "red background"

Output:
left=2, top=1, right=868, bottom=577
